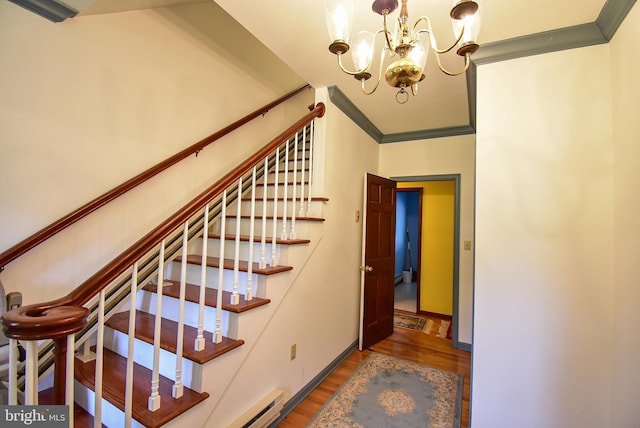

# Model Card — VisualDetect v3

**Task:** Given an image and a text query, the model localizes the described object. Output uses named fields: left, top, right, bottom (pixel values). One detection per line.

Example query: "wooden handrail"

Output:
left=0, top=84, right=311, bottom=271
left=1, top=102, right=325, bottom=341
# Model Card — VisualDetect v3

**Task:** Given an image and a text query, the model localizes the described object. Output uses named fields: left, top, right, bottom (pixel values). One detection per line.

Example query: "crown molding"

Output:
left=329, top=0, right=636, bottom=143
left=8, top=0, right=78, bottom=22
left=328, top=64, right=479, bottom=144
left=380, top=124, right=476, bottom=144
left=471, top=23, right=606, bottom=66
left=597, top=0, right=637, bottom=40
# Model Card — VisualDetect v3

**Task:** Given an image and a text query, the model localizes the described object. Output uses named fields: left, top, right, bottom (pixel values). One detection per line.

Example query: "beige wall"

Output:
left=609, top=3, right=640, bottom=426
left=473, top=44, right=614, bottom=427
left=204, top=87, right=380, bottom=425
left=7, top=0, right=639, bottom=425
left=0, top=4, right=373, bottom=426
left=379, top=135, right=475, bottom=344
left=0, top=2, right=310, bottom=304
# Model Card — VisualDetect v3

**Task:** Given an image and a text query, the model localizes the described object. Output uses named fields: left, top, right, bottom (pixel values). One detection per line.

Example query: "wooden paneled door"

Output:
left=359, top=173, right=396, bottom=350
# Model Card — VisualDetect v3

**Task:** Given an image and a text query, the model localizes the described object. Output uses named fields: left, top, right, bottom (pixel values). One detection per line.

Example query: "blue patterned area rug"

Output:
left=307, top=352, right=463, bottom=427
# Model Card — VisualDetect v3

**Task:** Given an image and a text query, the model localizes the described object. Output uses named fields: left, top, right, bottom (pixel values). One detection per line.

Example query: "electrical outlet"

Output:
left=464, top=240, right=472, bottom=251
left=290, top=343, right=297, bottom=360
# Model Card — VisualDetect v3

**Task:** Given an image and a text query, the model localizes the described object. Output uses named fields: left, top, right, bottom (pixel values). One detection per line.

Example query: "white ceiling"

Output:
left=79, top=0, right=616, bottom=137
left=213, top=0, right=609, bottom=137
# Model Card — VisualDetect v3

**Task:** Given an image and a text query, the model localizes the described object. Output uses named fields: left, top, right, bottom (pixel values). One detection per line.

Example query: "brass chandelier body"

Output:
left=326, top=0, right=481, bottom=103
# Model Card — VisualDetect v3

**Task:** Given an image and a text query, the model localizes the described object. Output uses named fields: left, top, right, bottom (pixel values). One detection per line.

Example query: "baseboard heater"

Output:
left=227, top=388, right=285, bottom=428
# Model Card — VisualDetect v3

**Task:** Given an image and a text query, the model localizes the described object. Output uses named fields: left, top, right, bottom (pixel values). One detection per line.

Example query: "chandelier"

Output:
left=325, top=0, right=482, bottom=103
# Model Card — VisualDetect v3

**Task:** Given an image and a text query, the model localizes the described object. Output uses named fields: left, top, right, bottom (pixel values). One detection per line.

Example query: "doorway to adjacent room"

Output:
left=393, top=175, right=461, bottom=345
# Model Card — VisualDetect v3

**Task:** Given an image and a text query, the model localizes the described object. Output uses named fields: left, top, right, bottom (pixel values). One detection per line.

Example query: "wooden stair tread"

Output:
left=209, top=233, right=310, bottom=245
left=39, top=388, right=104, bottom=428
left=74, top=347, right=209, bottom=428
left=142, top=280, right=270, bottom=313
left=256, top=181, right=309, bottom=187
left=226, top=214, right=325, bottom=222
left=283, top=168, right=310, bottom=172
left=105, top=311, right=244, bottom=364
left=178, top=254, right=293, bottom=275
left=240, top=196, right=329, bottom=202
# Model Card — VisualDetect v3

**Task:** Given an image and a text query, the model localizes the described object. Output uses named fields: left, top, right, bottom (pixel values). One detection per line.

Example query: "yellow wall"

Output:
left=398, top=181, right=455, bottom=315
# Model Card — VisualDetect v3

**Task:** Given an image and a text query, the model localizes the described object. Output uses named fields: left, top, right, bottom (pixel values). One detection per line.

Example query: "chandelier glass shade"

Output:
left=325, top=0, right=482, bottom=103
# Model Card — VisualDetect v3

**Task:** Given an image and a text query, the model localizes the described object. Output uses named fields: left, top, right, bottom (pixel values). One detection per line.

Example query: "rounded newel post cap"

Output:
left=316, top=102, right=326, bottom=118
left=2, top=305, right=89, bottom=341
left=309, top=102, right=326, bottom=118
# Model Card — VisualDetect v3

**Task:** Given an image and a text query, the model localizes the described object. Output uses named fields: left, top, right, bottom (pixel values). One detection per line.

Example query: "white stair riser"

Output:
left=74, top=380, right=146, bottom=428
left=188, top=237, right=282, bottom=266
left=136, top=290, right=235, bottom=338
left=267, top=167, right=310, bottom=179
left=272, top=160, right=310, bottom=173
left=266, top=172, right=309, bottom=186
left=103, top=326, right=204, bottom=392
left=239, top=199, right=324, bottom=218
left=215, top=217, right=319, bottom=240
left=252, top=183, right=311, bottom=199
left=165, top=262, right=269, bottom=298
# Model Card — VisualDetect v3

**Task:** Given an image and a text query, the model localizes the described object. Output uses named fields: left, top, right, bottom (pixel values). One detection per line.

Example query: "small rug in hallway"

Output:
left=424, top=318, right=452, bottom=339
left=394, top=311, right=452, bottom=339
left=306, top=353, right=463, bottom=428
left=393, top=312, right=427, bottom=332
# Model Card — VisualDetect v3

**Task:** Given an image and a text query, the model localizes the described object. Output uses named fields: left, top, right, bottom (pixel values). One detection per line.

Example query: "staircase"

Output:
left=3, top=104, right=327, bottom=427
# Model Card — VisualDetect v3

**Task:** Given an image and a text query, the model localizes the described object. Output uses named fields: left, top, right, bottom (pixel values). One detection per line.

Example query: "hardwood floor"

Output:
left=277, top=325, right=471, bottom=427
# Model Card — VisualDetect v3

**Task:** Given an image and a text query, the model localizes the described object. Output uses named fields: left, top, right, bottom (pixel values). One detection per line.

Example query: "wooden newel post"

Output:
left=53, top=337, right=68, bottom=404
left=1, top=304, right=89, bottom=405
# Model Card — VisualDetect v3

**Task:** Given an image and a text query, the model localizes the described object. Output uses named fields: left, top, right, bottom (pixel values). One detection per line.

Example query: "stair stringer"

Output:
left=158, top=222, right=325, bottom=428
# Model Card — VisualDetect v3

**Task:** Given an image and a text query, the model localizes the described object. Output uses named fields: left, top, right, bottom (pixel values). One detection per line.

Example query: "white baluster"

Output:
left=281, top=139, right=290, bottom=240
left=291, top=132, right=299, bottom=240
left=271, top=148, right=279, bottom=266
left=125, top=262, right=138, bottom=428
left=259, top=156, right=268, bottom=269
left=215, top=191, right=227, bottom=343
left=247, top=167, right=257, bottom=301
left=299, top=125, right=307, bottom=217
left=195, top=205, right=209, bottom=351
left=77, top=340, right=92, bottom=361
left=173, top=222, right=188, bottom=398
left=148, top=241, right=165, bottom=412
left=8, top=339, right=17, bottom=405
left=25, top=341, right=38, bottom=405
left=231, top=179, right=242, bottom=306
left=94, top=290, right=105, bottom=427
left=307, top=121, right=315, bottom=215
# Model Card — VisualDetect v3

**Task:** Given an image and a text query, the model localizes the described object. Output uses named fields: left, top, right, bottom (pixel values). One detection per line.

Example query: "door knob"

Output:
left=360, top=265, right=374, bottom=272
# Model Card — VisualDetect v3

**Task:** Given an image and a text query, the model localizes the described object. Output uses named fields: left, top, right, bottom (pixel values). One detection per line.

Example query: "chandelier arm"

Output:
left=336, top=53, right=369, bottom=76
left=413, top=17, right=464, bottom=55
left=434, top=52, right=471, bottom=77
left=360, top=48, right=387, bottom=95
left=382, top=11, right=396, bottom=52
left=361, top=77, right=381, bottom=95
